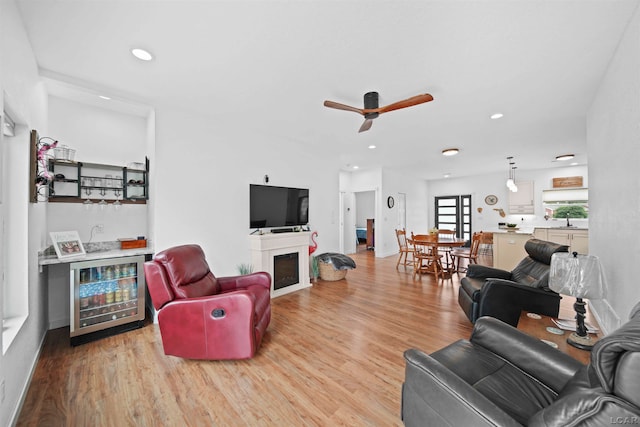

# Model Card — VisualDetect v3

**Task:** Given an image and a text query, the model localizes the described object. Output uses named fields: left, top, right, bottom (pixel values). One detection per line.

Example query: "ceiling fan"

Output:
left=323, top=91, right=434, bottom=133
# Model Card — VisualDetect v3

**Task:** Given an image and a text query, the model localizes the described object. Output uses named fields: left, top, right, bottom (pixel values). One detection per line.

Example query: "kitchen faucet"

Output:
left=566, top=213, right=572, bottom=227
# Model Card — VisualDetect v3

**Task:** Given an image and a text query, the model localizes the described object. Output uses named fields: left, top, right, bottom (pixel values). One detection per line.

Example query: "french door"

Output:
left=434, top=195, right=472, bottom=244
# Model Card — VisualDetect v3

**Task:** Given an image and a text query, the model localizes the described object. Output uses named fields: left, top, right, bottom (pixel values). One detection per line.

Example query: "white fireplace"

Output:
left=248, top=231, right=311, bottom=298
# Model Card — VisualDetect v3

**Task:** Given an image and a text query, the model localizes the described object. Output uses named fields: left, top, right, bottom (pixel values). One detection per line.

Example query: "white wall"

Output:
left=427, top=165, right=589, bottom=232
left=380, top=168, right=430, bottom=257
left=46, top=96, right=148, bottom=244
left=0, top=1, right=49, bottom=425
left=587, top=3, right=640, bottom=332
left=340, top=168, right=430, bottom=258
left=152, top=107, right=341, bottom=276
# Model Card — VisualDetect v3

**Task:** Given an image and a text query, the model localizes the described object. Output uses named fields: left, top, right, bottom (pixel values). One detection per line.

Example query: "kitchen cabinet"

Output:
left=533, top=228, right=547, bottom=240
left=546, top=229, right=589, bottom=254
left=508, top=181, right=534, bottom=214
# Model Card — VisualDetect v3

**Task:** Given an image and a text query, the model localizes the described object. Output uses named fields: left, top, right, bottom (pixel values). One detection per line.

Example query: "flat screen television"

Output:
left=250, top=184, right=309, bottom=229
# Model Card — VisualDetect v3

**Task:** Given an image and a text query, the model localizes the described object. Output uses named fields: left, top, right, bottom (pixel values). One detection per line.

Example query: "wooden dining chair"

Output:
left=451, top=232, right=482, bottom=273
left=438, top=229, right=456, bottom=238
left=410, top=233, right=444, bottom=281
left=437, top=229, right=457, bottom=269
left=395, top=228, right=414, bottom=269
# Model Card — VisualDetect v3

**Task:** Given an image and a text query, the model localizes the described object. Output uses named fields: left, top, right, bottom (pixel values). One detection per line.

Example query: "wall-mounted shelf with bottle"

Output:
left=47, top=159, right=148, bottom=204
left=123, top=167, right=148, bottom=201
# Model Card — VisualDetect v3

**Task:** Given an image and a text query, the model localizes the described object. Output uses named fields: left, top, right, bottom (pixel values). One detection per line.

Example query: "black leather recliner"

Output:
left=401, top=302, right=640, bottom=426
left=459, top=238, right=568, bottom=326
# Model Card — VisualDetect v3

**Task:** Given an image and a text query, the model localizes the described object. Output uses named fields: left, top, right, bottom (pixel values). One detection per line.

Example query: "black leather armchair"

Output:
left=459, top=238, right=568, bottom=326
left=402, top=303, right=640, bottom=426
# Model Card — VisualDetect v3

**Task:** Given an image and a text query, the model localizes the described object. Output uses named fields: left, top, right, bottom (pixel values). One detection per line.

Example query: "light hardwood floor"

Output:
left=16, top=250, right=587, bottom=426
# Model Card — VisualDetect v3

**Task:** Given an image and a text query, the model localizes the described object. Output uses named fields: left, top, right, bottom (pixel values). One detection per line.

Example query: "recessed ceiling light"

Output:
left=443, top=173, right=451, bottom=178
left=131, top=48, right=154, bottom=61
left=368, top=145, right=376, bottom=149
left=490, top=113, right=504, bottom=120
left=353, top=165, right=359, bottom=169
left=98, top=95, right=111, bottom=100
left=442, top=148, right=459, bottom=156
left=556, top=154, right=575, bottom=161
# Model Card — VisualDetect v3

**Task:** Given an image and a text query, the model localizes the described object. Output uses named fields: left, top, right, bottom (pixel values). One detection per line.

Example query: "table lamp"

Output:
left=549, top=252, right=607, bottom=350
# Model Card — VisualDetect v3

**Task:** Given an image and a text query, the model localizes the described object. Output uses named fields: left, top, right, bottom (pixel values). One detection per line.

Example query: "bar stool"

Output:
left=479, top=231, right=493, bottom=256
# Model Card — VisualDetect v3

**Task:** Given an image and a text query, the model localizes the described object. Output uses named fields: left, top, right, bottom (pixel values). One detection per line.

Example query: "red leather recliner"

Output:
left=144, top=244, right=271, bottom=360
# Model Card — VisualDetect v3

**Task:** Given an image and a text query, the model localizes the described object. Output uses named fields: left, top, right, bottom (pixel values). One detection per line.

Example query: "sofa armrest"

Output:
left=471, top=317, right=584, bottom=393
left=529, top=390, right=640, bottom=427
left=157, top=290, right=258, bottom=359
left=402, top=348, right=521, bottom=427
left=479, top=278, right=561, bottom=325
left=217, top=271, right=271, bottom=292
left=466, top=264, right=513, bottom=280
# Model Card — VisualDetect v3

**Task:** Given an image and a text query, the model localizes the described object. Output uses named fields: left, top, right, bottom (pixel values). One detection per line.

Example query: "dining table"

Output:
left=411, top=234, right=466, bottom=276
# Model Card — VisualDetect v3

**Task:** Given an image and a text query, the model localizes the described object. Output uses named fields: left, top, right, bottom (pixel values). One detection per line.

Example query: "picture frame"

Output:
left=50, top=230, right=86, bottom=259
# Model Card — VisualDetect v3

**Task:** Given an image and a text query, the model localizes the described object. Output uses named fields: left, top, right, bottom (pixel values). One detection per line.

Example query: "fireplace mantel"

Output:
left=248, top=232, right=311, bottom=298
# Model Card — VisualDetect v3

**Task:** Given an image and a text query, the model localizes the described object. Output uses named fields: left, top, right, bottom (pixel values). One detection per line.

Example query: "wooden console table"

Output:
left=517, top=311, right=600, bottom=365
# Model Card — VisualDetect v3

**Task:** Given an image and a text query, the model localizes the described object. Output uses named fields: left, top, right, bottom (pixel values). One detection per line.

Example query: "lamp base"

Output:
left=567, top=332, right=595, bottom=351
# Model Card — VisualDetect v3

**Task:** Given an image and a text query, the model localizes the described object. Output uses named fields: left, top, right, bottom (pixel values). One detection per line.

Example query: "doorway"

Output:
left=435, top=195, right=472, bottom=243
left=355, top=191, right=375, bottom=253
left=397, top=192, right=406, bottom=231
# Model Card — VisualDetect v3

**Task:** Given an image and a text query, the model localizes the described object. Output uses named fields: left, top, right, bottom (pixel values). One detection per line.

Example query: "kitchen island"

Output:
left=493, top=229, right=535, bottom=270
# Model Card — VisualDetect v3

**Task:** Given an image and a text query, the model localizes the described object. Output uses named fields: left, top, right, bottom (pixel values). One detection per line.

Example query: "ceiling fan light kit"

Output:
left=323, top=90, right=434, bottom=133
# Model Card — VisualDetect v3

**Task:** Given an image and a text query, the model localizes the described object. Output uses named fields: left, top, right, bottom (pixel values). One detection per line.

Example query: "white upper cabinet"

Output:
left=508, top=181, right=534, bottom=214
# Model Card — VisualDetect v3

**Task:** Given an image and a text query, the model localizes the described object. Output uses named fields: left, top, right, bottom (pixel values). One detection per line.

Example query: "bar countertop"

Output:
left=39, top=241, right=154, bottom=266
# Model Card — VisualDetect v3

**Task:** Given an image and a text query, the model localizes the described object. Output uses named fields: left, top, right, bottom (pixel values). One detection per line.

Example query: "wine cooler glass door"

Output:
left=70, top=255, right=145, bottom=337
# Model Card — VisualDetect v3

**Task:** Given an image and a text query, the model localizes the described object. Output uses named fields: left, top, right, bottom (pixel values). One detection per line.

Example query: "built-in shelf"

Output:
left=46, top=159, right=148, bottom=204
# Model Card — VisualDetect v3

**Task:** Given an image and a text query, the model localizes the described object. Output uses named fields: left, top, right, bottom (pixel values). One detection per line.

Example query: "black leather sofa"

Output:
left=459, top=238, right=568, bottom=327
left=401, top=302, right=640, bottom=426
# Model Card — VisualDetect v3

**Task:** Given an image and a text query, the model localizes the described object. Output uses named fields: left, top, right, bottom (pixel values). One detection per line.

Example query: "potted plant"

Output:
left=310, top=255, right=319, bottom=282
left=237, top=263, right=254, bottom=275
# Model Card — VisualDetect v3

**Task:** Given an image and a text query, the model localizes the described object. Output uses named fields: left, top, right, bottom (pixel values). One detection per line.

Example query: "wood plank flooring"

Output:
left=16, top=250, right=590, bottom=426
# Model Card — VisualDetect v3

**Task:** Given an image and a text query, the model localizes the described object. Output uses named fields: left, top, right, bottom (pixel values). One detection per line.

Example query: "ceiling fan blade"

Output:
left=376, top=93, right=434, bottom=114
left=359, top=119, right=373, bottom=133
left=323, top=100, right=365, bottom=115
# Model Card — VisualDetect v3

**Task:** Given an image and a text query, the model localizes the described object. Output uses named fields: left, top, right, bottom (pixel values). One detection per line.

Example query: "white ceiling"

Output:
left=16, top=0, right=639, bottom=180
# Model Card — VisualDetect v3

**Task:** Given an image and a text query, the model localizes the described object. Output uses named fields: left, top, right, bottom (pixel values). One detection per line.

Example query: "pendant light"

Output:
left=506, top=157, right=518, bottom=192
left=510, top=166, right=518, bottom=192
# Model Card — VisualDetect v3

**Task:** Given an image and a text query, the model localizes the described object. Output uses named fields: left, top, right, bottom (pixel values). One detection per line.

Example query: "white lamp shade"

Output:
left=549, top=252, right=607, bottom=299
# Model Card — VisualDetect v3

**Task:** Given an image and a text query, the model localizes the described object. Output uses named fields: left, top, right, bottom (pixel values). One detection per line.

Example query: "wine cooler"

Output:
left=70, top=255, right=146, bottom=345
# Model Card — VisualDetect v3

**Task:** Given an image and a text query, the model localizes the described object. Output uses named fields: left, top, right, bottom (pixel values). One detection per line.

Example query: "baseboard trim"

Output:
left=48, top=318, right=70, bottom=330
left=590, top=299, right=620, bottom=335
left=10, top=328, right=47, bottom=427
